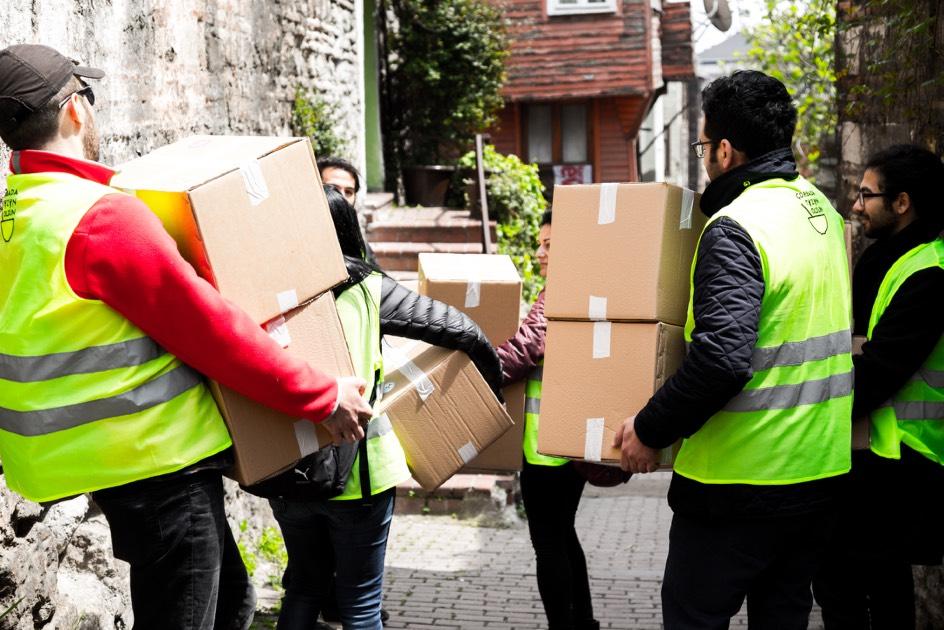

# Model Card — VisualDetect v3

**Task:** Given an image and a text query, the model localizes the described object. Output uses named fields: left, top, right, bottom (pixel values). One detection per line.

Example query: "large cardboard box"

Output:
left=417, top=253, right=523, bottom=345
left=212, top=293, right=355, bottom=485
left=460, top=380, right=526, bottom=473
left=379, top=337, right=514, bottom=490
left=544, top=183, right=704, bottom=326
left=538, top=320, right=685, bottom=466
left=417, top=252, right=523, bottom=472
left=112, top=135, right=347, bottom=323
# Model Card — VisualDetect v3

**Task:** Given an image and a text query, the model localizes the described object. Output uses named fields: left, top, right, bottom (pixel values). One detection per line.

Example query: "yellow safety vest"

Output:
left=674, top=176, right=853, bottom=484
left=333, top=272, right=411, bottom=499
left=867, top=238, right=944, bottom=464
left=0, top=171, right=231, bottom=502
left=523, top=361, right=568, bottom=466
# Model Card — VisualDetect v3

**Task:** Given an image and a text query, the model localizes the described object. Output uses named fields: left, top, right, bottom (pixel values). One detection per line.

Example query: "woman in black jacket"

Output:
left=268, top=186, right=502, bottom=630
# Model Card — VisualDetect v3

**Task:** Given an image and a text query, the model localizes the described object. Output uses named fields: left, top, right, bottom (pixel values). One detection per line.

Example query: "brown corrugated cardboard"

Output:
left=379, top=337, right=514, bottom=490
left=417, top=253, right=523, bottom=346
left=460, top=380, right=526, bottom=473
left=544, top=183, right=705, bottom=325
left=111, top=135, right=347, bottom=324
left=538, top=320, right=685, bottom=466
left=844, top=219, right=854, bottom=278
left=212, top=292, right=355, bottom=485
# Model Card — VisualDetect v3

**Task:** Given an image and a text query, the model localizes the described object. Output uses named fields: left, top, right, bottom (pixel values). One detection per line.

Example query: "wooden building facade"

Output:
left=487, top=0, right=694, bottom=192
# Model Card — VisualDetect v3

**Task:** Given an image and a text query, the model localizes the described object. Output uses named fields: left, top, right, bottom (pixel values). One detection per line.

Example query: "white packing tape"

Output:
left=458, top=441, right=479, bottom=464
left=679, top=188, right=695, bottom=229
left=465, top=279, right=481, bottom=308
left=384, top=341, right=435, bottom=402
left=598, top=183, right=618, bottom=225
left=293, top=420, right=320, bottom=457
left=584, top=418, right=605, bottom=461
left=592, top=321, right=611, bottom=359
left=277, top=289, right=299, bottom=313
left=240, top=159, right=270, bottom=206
left=265, top=316, right=291, bottom=348
left=588, top=295, right=608, bottom=321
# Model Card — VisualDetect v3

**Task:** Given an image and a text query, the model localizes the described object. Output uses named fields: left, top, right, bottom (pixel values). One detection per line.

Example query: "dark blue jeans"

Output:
left=270, top=489, right=395, bottom=630
left=92, top=469, right=255, bottom=630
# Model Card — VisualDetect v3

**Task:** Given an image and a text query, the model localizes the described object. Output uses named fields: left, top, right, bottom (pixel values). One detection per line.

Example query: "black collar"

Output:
left=700, top=147, right=799, bottom=217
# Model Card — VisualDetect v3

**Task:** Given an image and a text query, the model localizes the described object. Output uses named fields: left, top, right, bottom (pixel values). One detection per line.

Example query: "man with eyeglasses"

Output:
left=813, top=145, right=944, bottom=630
left=0, top=44, right=373, bottom=629
left=614, top=70, right=852, bottom=628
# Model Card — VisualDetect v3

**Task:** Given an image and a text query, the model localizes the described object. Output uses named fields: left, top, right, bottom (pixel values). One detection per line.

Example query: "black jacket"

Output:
left=334, top=256, right=503, bottom=398
left=633, top=148, right=845, bottom=519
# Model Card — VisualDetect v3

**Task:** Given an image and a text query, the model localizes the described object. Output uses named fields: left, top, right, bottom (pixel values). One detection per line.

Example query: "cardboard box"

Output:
left=418, top=253, right=522, bottom=346
left=212, top=292, right=355, bottom=485
left=112, top=135, right=347, bottom=323
left=379, top=337, right=514, bottom=490
left=460, top=380, right=526, bottom=473
left=538, top=320, right=685, bottom=466
left=544, top=183, right=704, bottom=326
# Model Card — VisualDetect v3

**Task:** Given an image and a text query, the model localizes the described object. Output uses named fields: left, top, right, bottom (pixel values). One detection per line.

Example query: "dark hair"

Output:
left=324, top=185, right=369, bottom=260
left=701, top=70, right=797, bottom=160
left=0, top=76, right=80, bottom=150
left=866, top=144, right=944, bottom=229
left=540, top=210, right=552, bottom=226
left=318, top=156, right=360, bottom=193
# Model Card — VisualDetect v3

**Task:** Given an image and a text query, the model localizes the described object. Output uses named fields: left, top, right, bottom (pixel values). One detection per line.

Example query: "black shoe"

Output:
left=381, top=607, right=390, bottom=625
left=320, top=608, right=341, bottom=623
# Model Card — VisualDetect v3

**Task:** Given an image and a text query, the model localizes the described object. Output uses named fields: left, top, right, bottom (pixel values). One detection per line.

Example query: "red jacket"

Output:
left=497, top=290, right=546, bottom=385
left=9, top=149, right=338, bottom=422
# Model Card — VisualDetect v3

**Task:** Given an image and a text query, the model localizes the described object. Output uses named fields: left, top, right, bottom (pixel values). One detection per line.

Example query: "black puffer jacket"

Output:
left=334, top=256, right=503, bottom=398
left=633, top=148, right=845, bottom=519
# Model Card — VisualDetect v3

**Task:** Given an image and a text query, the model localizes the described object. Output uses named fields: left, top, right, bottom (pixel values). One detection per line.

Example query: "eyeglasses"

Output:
left=856, top=190, right=890, bottom=206
left=690, top=140, right=713, bottom=158
left=57, top=85, right=95, bottom=110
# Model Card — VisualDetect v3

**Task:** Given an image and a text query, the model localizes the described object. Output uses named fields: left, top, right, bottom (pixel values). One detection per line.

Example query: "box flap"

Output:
left=112, top=135, right=302, bottom=192
left=418, top=253, right=521, bottom=283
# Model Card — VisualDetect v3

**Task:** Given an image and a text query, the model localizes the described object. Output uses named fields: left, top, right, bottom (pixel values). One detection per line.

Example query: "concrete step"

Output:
left=395, top=474, right=518, bottom=521
left=372, top=241, right=497, bottom=272
left=367, top=207, right=497, bottom=244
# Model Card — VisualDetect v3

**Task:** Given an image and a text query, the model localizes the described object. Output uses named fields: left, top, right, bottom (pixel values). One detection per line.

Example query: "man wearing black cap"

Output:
left=0, top=44, right=373, bottom=629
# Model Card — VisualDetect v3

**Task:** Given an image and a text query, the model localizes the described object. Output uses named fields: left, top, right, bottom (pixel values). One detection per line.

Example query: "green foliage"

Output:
left=236, top=522, right=288, bottom=584
left=291, top=87, right=348, bottom=159
left=458, top=146, right=547, bottom=302
left=258, top=526, right=288, bottom=572
left=0, top=598, right=23, bottom=623
left=742, top=0, right=837, bottom=178
left=389, top=0, right=508, bottom=166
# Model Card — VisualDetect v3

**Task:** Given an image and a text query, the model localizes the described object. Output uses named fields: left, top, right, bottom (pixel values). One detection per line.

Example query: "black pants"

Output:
left=92, top=469, right=255, bottom=630
left=520, top=460, right=597, bottom=630
left=812, top=449, right=944, bottom=630
left=662, top=510, right=836, bottom=630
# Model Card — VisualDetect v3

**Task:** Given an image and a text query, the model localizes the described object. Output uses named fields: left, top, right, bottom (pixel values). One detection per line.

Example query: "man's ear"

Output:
left=892, top=191, right=913, bottom=217
left=717, top=138, right=748, bottom=171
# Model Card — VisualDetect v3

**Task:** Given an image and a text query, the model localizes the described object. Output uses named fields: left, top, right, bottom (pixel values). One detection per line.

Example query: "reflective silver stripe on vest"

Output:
left=525, top=397, right=540, bottom=415
left=724, top=370, right=854, bottom=412
left=366, top=413, right=395, bottom=440
left=911, top=369, right=944, bottom=389
left=888, top=401, right=944, bottom=421
left=11, top=151, right=21, bottom=174
left=0, top=364, right=202, bottom=436
left=751, top=330, right=852, bottom=372
left=0, top=337, right=167, bottom=383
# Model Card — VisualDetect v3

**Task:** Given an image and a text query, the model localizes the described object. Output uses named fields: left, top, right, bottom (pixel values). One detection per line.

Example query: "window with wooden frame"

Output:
left=522, top=101, right=594, bottom=188
left=547, top=0, right=618, bottom=17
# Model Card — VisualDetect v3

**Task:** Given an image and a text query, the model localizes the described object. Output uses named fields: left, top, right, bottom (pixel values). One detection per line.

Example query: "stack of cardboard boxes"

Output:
left=416, top=252, right=526, bottom=473
left=538, top=183, right=705, bottom=466
left=112, top=135, right=353, bottom=485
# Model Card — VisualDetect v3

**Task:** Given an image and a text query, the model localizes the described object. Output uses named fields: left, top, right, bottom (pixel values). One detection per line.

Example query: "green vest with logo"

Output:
left=867, top=238, right=944, bottom=464
left=674, top=176, right=853, bottom=484
left=523, top=360, right=568, bottom=466
left=0, top=171, right=232, bottom=502
left=333, top=272, right=411, bottom=499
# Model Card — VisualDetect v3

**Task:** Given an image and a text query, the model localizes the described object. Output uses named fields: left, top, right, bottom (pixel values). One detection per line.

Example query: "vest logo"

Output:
left=797, top=190, right=827, bottom=235
left=1, top=186, right=16, bottom=243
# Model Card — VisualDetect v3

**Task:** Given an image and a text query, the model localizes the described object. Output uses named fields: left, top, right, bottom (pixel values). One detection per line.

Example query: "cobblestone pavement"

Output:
left=253, top=472, right=826, bottom=629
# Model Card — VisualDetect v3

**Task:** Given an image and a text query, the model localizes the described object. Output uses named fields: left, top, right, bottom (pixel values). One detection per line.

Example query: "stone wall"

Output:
left=0, top=1, right=363, bottom=627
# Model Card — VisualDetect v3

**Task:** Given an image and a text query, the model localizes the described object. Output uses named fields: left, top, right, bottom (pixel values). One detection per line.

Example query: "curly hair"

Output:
left=866, top=144, right=944, bottom=230
left=701, top=70, right=797, bottom=160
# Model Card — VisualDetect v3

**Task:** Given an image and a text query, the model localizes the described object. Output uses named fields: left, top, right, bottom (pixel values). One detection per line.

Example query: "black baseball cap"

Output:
left=0, top=44, right=104, bottom=133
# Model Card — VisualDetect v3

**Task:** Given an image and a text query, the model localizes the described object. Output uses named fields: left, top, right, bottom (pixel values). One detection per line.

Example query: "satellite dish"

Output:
left=703, top=0, right=732, bottom=32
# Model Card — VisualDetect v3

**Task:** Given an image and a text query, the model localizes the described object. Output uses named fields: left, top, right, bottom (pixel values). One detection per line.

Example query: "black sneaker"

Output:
left=381, top=607, right=390, bottom=625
